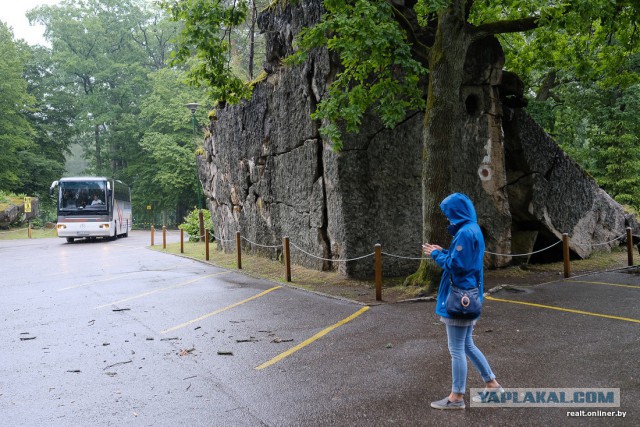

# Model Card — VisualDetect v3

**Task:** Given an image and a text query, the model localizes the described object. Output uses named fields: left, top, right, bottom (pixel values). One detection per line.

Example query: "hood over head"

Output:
left=440, top=193, right=477, bottom=231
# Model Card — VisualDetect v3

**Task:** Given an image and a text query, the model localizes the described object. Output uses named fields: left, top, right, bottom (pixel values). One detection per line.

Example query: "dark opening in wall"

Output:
left=465, top=94, right=480, bottom=115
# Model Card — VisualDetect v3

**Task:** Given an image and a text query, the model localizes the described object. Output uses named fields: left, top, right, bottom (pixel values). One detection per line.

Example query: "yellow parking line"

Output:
left=96, top=271, right=230, bottom=309
left=255, top=306, right=370, bottom=370
left=485, top=296, right=640, bottom=324
left=566, top=280, right=640, bottom=289
left=161, top=286, right=282, bottom=334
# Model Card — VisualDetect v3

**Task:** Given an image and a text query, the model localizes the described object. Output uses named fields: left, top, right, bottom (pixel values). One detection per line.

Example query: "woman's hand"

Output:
left=422, top=243, right=442, bottom=257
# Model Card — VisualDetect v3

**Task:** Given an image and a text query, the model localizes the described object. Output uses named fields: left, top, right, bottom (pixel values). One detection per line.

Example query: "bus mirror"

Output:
left=49, top=181, right=58, bottom=197
left=106, top=181, right=111, bottom=190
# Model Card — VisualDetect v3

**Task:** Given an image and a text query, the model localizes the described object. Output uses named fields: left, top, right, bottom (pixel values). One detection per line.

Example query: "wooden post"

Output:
left=205, top=229, right=210, bottom=261
left=150, top=225, right=155, bottom=246
left=28, top=221, right=32, bottom=239
left=375, top=243, right=382, bottom=301
left=627, top=227, right=634, bottom=266
left=180, top=228, right=184, bottom=254
left=162, top=225, right=167, bottom=249
left=284, top=236, right=291, bottom=282
left=198, top=210, right=205, bottom=243
left=236, top=231, right=242, bottom=269
left=562, top=233, right=570, bottom=278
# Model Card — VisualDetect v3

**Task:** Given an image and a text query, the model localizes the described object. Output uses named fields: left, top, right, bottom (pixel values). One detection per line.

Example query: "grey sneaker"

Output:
left=430, top=397, right=466, bottom=410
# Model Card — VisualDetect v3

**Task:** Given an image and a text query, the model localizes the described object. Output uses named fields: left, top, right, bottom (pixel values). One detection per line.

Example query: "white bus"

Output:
left=50, top=177, right=132, bottom=243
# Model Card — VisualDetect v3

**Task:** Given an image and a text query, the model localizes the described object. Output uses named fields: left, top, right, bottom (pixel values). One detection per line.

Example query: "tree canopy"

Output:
left=0, top=22, right=36, bottom=192
left=161, top=0, right=257, bottom=104
left=166, top=0, right=640, bottom=213
left=21, top=0, right=211, bottom=223
left=1, top=0, right=638, bottom=240
left=166, top=0, right=640, bottom=288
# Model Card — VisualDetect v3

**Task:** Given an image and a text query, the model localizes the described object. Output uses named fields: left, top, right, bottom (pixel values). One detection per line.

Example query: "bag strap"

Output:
left=449, top=274, right=480, bottom=290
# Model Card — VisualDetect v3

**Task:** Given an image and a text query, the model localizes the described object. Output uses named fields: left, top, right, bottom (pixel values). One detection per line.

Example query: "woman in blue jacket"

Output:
left=423, top=193, right=502, bottom=410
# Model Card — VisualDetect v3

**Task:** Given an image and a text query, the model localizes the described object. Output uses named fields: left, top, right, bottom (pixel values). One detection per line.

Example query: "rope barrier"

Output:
left=289, top=241, right=374, bottom=263
left=123, top=225, right=640, bottom=302
left=381, top=252, right=429, bottom=261
left=216, top=236, right=236, bottom=243
left=184, top=231, right=235, bottom=243
left=241, top=236, right=283, bottom=249
left=572, top=233, right=626, bottom=249
left=5, top=222, right=635, bottom=264
left=184, top=230, right=632, bottom=262
left=182, top=232, right=202, bottom=241
left=485, top=240, right=562, bottom=257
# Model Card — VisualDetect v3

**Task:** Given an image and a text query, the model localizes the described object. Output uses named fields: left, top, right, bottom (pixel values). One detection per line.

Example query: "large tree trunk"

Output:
left=405, top=2, right=512, bottom=291
left=404, top=5, right=469, bottom=290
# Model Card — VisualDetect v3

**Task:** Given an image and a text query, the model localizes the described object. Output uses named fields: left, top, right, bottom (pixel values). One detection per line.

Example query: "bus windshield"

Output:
left=59, top=180, right=108, bottom=213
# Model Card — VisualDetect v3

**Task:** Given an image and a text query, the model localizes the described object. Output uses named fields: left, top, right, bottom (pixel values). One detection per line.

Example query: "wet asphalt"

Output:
left=0, top=231, right=637, bottom=426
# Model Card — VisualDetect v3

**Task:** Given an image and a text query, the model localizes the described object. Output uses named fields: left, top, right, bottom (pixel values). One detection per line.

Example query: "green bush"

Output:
left=179, top=208, right=215, bottom=242
left=0, top=190, right=24, bottom=208
left=30, top=218, right=43, bottom=228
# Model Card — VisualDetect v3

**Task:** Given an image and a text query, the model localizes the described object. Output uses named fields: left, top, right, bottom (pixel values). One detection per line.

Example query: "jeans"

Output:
left=446, top=324, right=496, bottom=394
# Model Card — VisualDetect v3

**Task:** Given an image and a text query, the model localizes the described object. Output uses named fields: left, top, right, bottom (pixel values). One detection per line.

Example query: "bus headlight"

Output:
left=99, top=224, right=110, bottom=229
left=57, top=224, right=66, bottom=230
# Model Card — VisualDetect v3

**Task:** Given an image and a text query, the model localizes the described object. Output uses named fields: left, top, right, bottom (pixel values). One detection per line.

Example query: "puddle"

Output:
left=622, top=267, right=640, bottom=275
left=500, top=285, right=534, bottom=294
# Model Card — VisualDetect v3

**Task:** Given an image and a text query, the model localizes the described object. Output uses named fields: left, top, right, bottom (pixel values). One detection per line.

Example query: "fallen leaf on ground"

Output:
left=179, top=348, right=195, bottom=356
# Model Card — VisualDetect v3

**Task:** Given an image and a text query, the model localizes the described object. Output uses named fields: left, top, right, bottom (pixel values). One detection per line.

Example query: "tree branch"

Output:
left=465, top=0, right=475, bottom=21
left=536, top=70, right=557, bottom=102
left=387, top=1, right=432, bottom=67
left=474, top=16, right=540, bottom=35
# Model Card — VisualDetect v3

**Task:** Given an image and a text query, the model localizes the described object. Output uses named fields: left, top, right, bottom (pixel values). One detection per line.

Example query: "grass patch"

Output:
left=0, top=227, right=58, bottom=240
left=151, top=241, right=398, bottom=304
left=0, top=196, right=26, bottom=213
left=151, top=241, right=637, bottom=304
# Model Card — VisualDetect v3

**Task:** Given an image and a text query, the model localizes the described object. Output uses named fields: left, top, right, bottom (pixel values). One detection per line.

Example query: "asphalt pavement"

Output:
left=0, top=231, right=637, bottom=426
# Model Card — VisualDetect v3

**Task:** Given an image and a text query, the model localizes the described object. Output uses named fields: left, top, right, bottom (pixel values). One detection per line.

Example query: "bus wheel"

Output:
left=66, top=237, right=74, bottom=243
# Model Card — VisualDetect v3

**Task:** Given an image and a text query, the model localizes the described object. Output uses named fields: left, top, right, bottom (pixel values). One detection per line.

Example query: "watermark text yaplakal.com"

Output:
left=470, top=388, right=621, bottom=408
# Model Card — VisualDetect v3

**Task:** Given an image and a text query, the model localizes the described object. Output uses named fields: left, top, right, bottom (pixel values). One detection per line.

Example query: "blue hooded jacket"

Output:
left=431, top=193, right=485, bottom=319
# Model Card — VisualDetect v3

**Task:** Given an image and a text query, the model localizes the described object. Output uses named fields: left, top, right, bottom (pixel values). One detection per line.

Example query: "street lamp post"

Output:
left=186, top=102, right=199, bottom=136
left=185, top=102, right=203, bottom=208
left=185, top=102, right=205, bottom=242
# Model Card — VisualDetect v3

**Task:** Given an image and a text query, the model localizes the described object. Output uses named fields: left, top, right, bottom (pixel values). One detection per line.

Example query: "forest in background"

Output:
left=0, top=0, right=268, bottom=226
left=1, top=0, right=638, bottom=228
